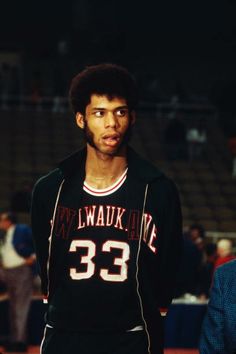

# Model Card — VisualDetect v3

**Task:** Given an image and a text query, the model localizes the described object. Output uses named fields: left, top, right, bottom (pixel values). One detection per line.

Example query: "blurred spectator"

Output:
left=214, top=238, right=235, bottom=270
left=188, top=223, right=205, bottom=252
left=0, top=212, right=36, bottom=353
left=186, top=121, right=207, bottom=162
left=175, top=232, right=202, bottom=298
left=10, top=181, right=32, bottom=213
left=196, top=243, right=217, bottom=299
left=164, top=114, right=187, bottom=160
left=175, top=224, right=206, bottom=298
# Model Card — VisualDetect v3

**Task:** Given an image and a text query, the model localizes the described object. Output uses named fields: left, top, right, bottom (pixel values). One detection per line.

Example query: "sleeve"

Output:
left=31, top=179, right=51, bottom=295
left=14, top=225, right=35, bottom=258
left=199, top=269, right=224, bottom=354
left=159, top=179, right=183, bottom=308
left=23, top=225, right=35, bottom=256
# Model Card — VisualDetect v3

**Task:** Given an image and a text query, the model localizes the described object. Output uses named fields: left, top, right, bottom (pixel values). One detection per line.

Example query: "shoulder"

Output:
left=32, top=148, right=86, bottom=196
left=215, top=260, right=236, bottom=280
left=128, top=146, right=176, bottom=178
left=151, top=174, right=178, bottom=190
left=32, top=168, right=64, bottom=201
left=128, top=147, right=178, bottom=190
left=213, top=260, right=236, bottom=298
left=128, top=148, right=180, bottom=203
left=149, top=174, right=180, bottom=204
left=128, top=147, right=163, bottom=181
left=31, top=169, right=64, bottom=215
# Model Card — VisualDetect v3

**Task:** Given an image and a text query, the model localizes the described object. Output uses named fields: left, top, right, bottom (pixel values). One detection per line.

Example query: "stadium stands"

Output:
left=0, top=106, right=236, bottom=234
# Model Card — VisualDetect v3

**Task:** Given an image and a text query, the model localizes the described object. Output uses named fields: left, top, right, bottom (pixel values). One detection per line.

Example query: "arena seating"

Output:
left=132, top=110, right=236, bottom=233
left=0, top=107, right=236, bottom=233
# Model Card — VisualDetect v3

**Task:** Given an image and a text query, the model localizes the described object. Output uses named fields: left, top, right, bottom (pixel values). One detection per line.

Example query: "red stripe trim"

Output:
left=84, top=171, right=127, bottom=195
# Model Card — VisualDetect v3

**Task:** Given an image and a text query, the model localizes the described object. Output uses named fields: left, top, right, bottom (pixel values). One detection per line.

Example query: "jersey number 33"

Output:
left=69, top=240, right=130, bottom=283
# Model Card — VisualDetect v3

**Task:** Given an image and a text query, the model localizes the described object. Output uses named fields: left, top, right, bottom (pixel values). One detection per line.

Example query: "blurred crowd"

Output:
left=175, top=223, right=235, bottom=300
left=164, top=113, right=207, bottom=163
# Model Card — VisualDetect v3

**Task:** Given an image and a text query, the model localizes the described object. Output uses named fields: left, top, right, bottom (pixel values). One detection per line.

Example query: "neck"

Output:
left=85, top=144, right=128, bottom=189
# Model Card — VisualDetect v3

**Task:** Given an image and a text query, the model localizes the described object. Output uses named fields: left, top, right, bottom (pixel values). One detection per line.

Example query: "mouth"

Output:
left=102, top=133, right=120, bottom=147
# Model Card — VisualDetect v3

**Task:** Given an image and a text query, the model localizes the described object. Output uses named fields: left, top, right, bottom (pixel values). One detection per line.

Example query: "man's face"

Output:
left=0, top=214, right=11, bottom=231
left=76, top=95, right=135, bottom=156
left=190, top=228, right=200, bottom=242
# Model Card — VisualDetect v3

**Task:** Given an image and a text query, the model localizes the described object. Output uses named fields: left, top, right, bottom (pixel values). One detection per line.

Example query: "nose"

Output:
left=104, top=112, right=117, bottom=128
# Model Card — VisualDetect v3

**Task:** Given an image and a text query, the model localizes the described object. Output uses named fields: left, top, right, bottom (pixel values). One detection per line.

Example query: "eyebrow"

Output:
left=91, top=105, right=129, bottom=111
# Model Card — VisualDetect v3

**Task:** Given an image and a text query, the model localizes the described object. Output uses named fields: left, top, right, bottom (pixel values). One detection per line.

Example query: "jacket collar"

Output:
left=58, top=146, right=163, bottom=183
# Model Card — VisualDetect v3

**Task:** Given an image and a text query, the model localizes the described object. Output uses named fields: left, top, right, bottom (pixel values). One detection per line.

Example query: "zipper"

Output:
left=44, top=179, right=65, bottom=302
left=135, top=184, right=151, bottom=354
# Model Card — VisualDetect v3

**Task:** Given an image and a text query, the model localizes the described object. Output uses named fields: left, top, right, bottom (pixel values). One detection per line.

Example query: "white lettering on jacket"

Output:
left=55, top=205, right=158, bottom=253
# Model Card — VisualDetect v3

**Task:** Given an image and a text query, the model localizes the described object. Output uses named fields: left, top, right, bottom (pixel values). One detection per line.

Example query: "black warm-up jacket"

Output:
left=31, top=146, right=182, bottom=354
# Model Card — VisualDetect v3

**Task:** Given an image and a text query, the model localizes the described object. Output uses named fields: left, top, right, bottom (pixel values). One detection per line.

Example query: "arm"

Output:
left=20, top=226, right=37, bottom=266
left=13, top=224, right=36, bottom=259
left=159, top=179, right=183, bottom=309
left=199, top=269, right=224, bottom=353
left=145, top=178, right=183, bottom=314
left=31, top=179, right=51, bottom=295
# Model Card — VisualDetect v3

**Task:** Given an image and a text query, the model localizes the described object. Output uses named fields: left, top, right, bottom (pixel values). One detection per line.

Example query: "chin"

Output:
left=100, top=147, right=120, bottom=156
left=89, top=141, right=125, bottom=156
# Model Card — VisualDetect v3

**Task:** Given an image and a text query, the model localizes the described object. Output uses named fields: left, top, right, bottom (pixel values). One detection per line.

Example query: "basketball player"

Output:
left=31, top=64, right=182, bottom=354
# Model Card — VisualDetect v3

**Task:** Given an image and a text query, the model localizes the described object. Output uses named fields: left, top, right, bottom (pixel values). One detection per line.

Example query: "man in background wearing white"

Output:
left=0, top=212, right=36, bottom=353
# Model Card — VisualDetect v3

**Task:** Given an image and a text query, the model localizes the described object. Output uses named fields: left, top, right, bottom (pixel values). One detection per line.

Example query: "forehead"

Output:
left=87, top=94, right=127, bottom=109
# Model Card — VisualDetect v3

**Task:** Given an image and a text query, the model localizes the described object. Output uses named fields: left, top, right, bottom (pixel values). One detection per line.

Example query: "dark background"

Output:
left=1, top=0, right=236, bottom=96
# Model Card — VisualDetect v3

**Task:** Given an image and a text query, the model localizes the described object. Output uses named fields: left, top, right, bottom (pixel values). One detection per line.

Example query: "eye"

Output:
left=115, top=109, right=128, bottom=117
left=94, top=111, right=104, bottom=117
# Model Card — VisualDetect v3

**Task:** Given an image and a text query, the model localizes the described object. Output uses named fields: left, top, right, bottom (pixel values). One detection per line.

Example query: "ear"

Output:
left=130, top=111, right=136, bottom=126
left=76, top=112, right=85, bottom=129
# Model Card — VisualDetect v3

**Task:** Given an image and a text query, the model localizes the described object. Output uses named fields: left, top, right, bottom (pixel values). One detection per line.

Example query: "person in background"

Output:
left=186, top=120, right=207, bottom=162
left=196, top=242, right=217, bottom=299
left=0, top=212, right=36, bottom=353
left=174, top=230, right=202, bottom=298
left=175, top=224, right=206, bottom=298
left=214, top=238, right=235, bottom=270
left=199, top=259, right=236, bottom=353
left=188, top=223, right=205, bottom=252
